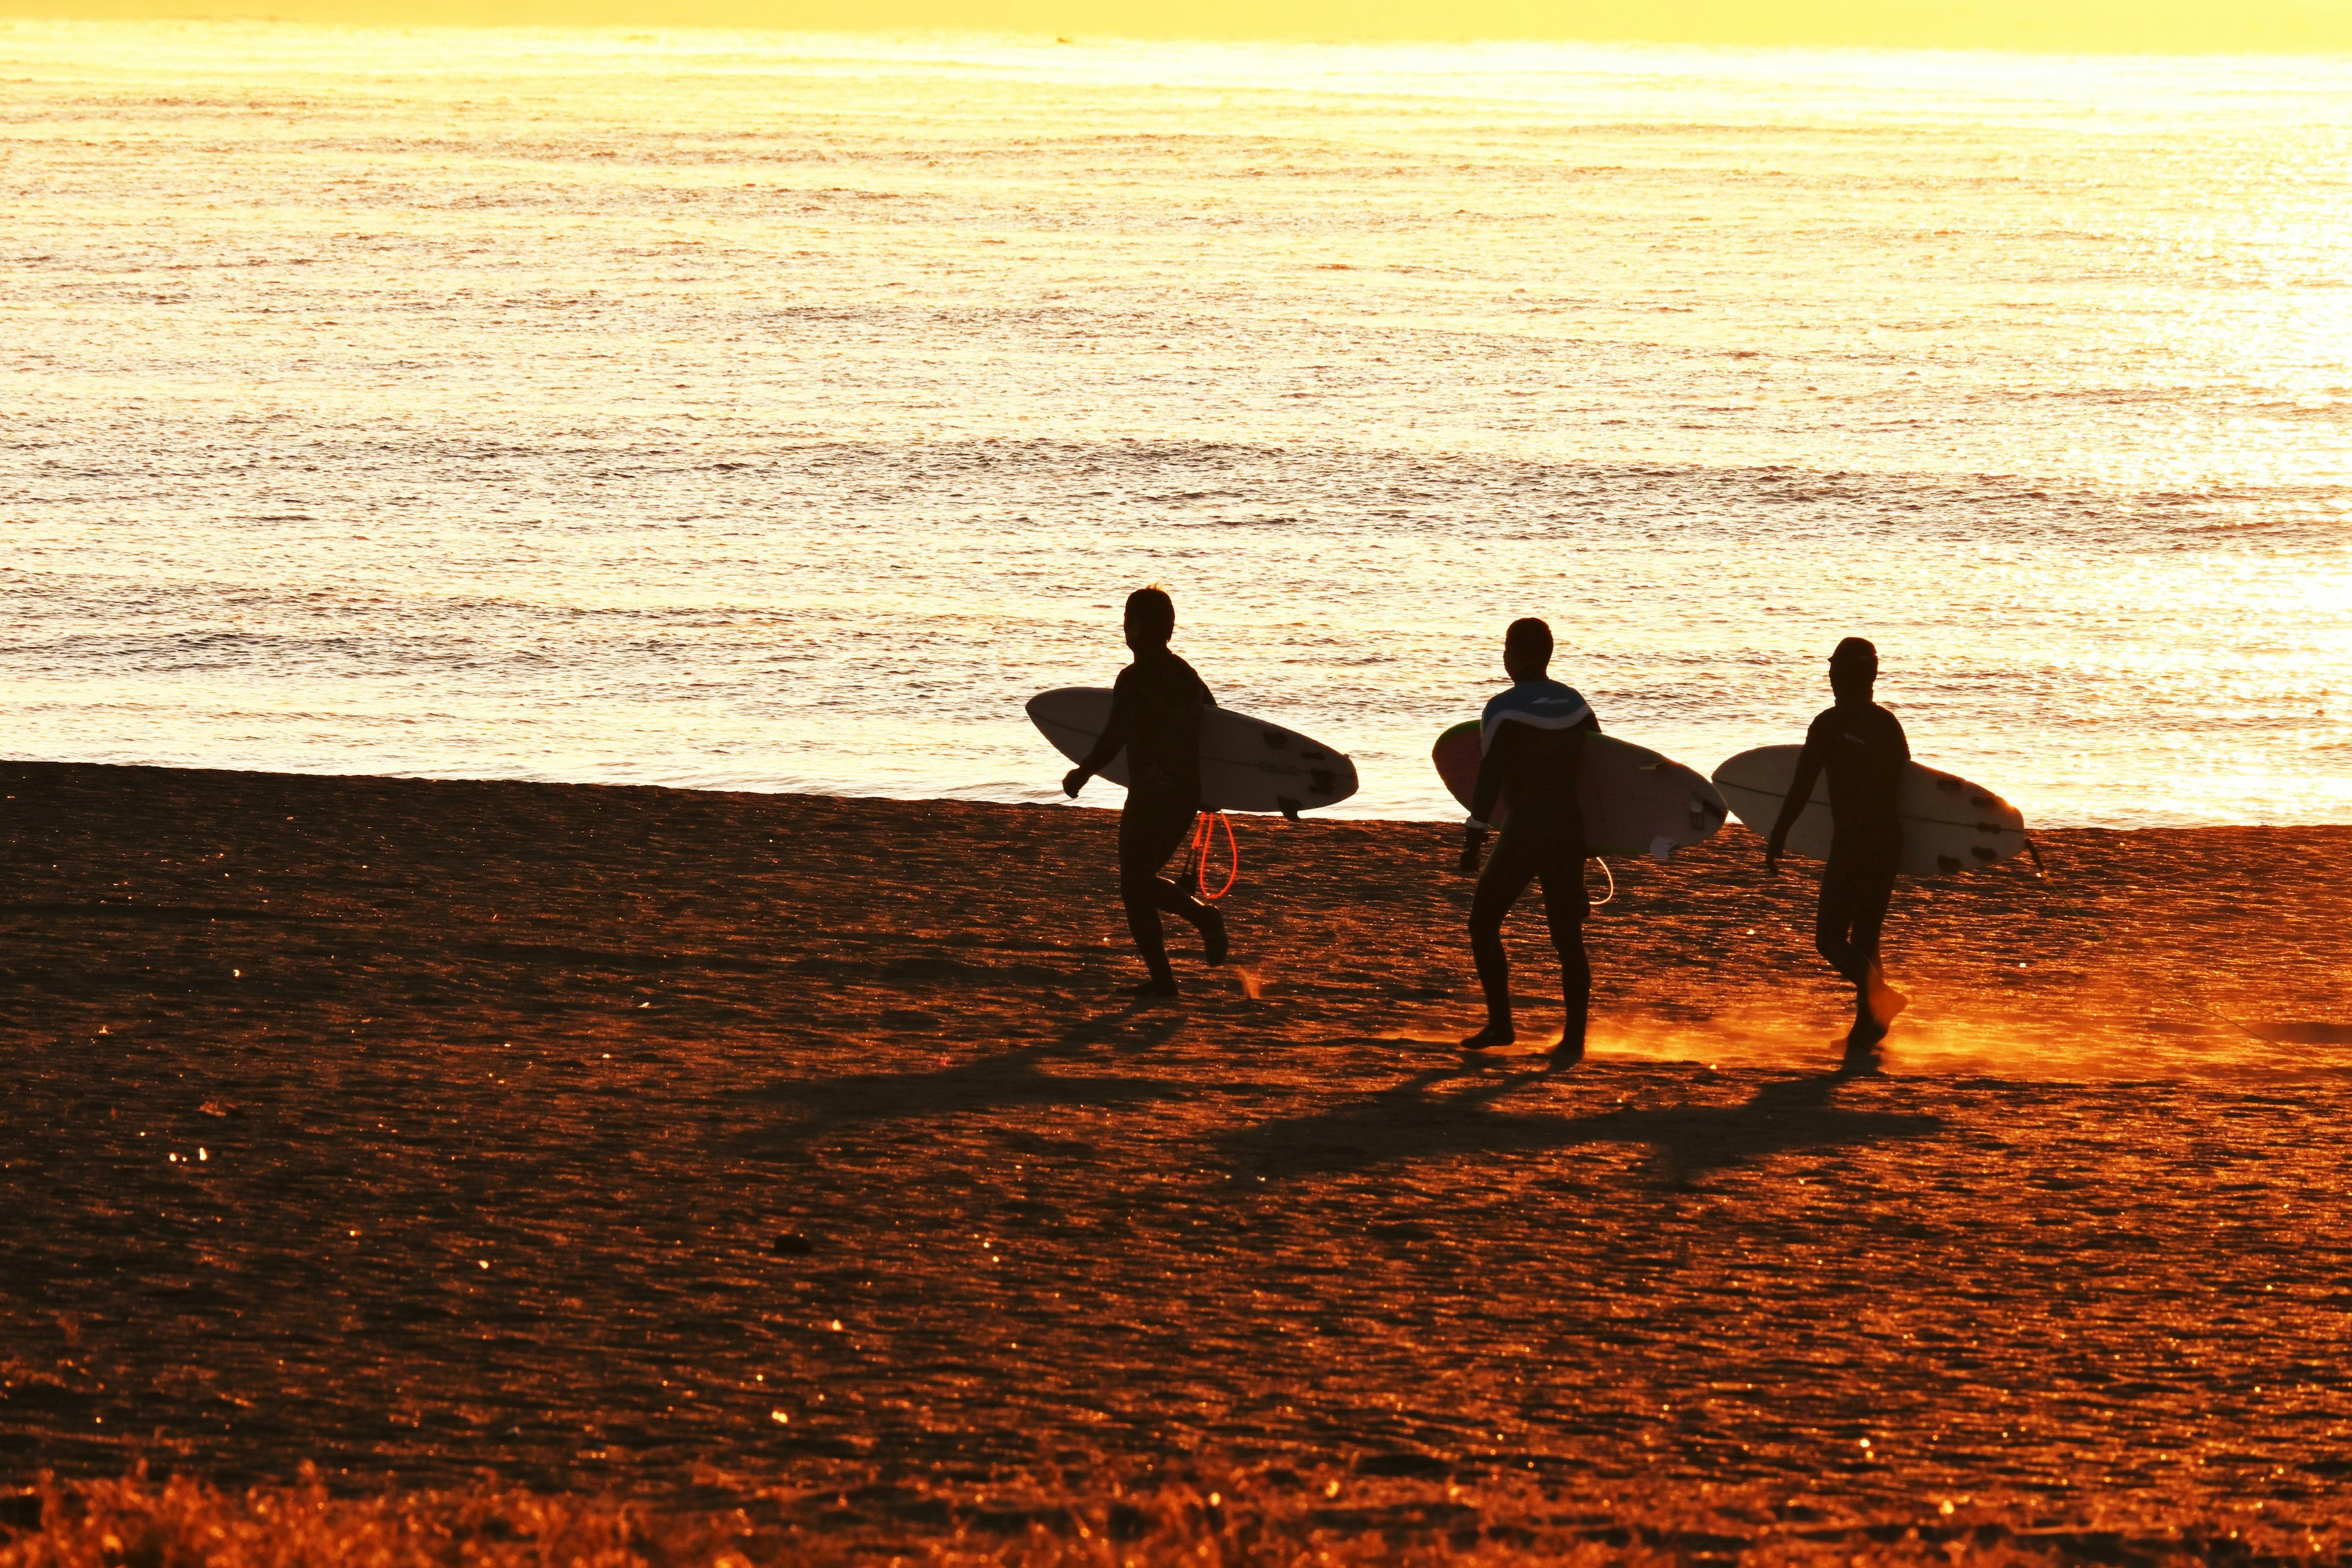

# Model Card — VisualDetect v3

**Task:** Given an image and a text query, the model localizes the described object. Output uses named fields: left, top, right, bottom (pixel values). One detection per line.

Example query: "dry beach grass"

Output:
left=4, top=1466, right=2347, bottom=1568
left=2, top=762, right=2350, bottom=1561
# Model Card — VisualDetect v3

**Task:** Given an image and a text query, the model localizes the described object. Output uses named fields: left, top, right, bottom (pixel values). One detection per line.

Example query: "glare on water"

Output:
left=2, top=21, right=2348, bottom=824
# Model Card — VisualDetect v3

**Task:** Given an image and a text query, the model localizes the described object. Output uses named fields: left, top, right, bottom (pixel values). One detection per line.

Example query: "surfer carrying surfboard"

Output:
left=1060, top=586, right=1229, bottom=997
left=1457, top=618, right=1600, bottom=1061
left=1764, top=636, right=1912, bottom=1061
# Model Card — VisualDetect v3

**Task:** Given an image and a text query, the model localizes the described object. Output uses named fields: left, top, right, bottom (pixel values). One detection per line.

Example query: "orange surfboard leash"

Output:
left=1185, top=810, right=1238, bottom=902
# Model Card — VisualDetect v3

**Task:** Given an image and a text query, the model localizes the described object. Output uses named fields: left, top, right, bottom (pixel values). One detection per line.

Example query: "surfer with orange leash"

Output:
left=1764, top=636, right=1911, bottom=1066
left=1457, top=617, right=1601, bottom=1062
left=1061, top=586, right=1230, bottom=997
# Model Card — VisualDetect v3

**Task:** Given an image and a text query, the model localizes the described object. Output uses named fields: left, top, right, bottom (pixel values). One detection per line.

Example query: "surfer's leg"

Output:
left=1464, top=834, right=1538, bottom=1049
left=1189, top=897, right=1229, bottom=965
left=1852, top=865, right=1904, bottom=1030
left=1815, top=858, right=1879, bottom=1052
left=1849, top=865, right=1894, bottom=970
left=1814, top=859, right=1870, bottom=989
left=1823, top=858, right=1901, bottom=1052
left=1145, top=872, right=1227, bottom=965
left=1118, top=799, right=1197, bottom=992
left=1127, top=805, right=1227, bottom=964
left=1534, top=846, right=1591, bottom=1063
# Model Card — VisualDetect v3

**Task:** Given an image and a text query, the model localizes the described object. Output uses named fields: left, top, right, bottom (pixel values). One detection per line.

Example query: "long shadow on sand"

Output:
left=1221, top=1065, right=1942, bottom=1187
left=730, top=1006, right=1191, bottom=1156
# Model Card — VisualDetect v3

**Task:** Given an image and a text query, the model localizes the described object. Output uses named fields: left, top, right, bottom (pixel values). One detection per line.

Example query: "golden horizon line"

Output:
left=9, top=0, right=2352, bottom=53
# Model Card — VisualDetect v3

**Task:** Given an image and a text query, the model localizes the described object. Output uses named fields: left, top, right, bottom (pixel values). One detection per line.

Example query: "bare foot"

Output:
left=1459, top=1023, right=1516, bottom=1052
left=1843, top=1011, right=1888, bottom=1072
left=1194, top=904, right=1229, bottom=966
left=1867, top=966, right=1909, bottom=1023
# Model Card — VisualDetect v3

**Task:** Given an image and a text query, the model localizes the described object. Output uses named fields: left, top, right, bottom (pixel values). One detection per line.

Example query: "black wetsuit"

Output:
left=1078, top=647, right=1218, bottom=986
left=1792, top=701, right=1910, bottom=995
left=1467, top=712, right=1599, bottom=1041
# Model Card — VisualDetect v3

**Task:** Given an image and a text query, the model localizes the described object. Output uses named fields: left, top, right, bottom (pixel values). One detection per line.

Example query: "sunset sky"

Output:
left=10, top=0, right=2352, bottom=50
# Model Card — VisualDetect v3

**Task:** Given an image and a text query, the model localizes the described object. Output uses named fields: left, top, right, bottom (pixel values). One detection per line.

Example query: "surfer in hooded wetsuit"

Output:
left=1457, top=617, right=1600, bottom=1062
left=1766, top=636, right=1911, bottom=1065
left=1062, top=586, right=1229, bottom=997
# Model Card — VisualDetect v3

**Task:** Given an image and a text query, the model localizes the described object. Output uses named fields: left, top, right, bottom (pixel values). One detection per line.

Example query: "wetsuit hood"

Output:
left=1479, top=679, right=1593, bottom=753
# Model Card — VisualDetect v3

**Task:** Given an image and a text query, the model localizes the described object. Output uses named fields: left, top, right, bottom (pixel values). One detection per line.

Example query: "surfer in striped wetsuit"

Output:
left=1766, top=636, right=1911, bottom=1065
left=1457, top=617, right=1600, bottom=1061
left=1061, top=585, right=1229, bottom=997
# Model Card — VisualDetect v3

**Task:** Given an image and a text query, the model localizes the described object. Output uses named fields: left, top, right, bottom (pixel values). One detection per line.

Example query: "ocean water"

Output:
left=4, top=20, right=2349, bottom=826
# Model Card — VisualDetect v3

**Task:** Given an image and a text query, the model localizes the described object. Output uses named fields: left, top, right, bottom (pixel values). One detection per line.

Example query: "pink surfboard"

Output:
left=1431, top=720, right=1728, bottom=861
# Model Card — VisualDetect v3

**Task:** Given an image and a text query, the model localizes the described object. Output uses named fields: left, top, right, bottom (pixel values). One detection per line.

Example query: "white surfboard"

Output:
left=1027, top=687, right=1357, bottom=817
left=1431, top=721, right=1726, bottom=861
left=1711, top=744, right=2027, bottom=878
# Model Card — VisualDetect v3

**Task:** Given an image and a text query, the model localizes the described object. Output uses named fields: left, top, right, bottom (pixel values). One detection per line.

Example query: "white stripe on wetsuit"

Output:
left=1477, top=680, right=1594, bottom=753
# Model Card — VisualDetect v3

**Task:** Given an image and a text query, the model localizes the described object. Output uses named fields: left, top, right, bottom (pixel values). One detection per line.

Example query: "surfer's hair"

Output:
left=1504, top=617, right=1553, bottom=668
left=1125, top=585, right=1175, bottom=644
left=1831, top=636, right=1879, bottom=673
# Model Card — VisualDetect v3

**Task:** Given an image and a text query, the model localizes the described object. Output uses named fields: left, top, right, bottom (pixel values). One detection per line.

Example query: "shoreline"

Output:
left=5, top=751, right=2346, bottom=837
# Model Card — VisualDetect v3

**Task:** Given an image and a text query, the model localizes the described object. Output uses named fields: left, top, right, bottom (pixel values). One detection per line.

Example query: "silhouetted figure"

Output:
left=1063, top=586, right=1229, bottom=997
left=1766, top=636, right=1911, bottom=1065
left=1457, top=617, right=1600, bottom=1061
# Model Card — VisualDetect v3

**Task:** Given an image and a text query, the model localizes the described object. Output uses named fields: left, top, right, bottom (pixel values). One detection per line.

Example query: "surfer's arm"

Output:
left=1458, top=727, right=1513, bottom=873
left=1066, top=671, right=1136, bottom=796
left=1457, top=822, right=1488, bottom=876
left=1468, top=726, right=1513, bottom=825
left=1765, top=738, right=1827, bottom=870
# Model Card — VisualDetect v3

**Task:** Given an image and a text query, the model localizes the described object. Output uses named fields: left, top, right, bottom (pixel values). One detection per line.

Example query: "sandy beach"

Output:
left=4, top=760, right=2350, bottom=1559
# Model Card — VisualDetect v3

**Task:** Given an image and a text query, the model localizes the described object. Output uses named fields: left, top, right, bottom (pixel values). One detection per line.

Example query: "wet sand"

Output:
left=3, top=761, right=2350, bottom=1553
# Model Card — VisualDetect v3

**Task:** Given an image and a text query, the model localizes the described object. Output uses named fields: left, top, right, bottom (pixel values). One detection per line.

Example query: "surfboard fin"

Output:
left=1276, top=796, right=1302, bottom=823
